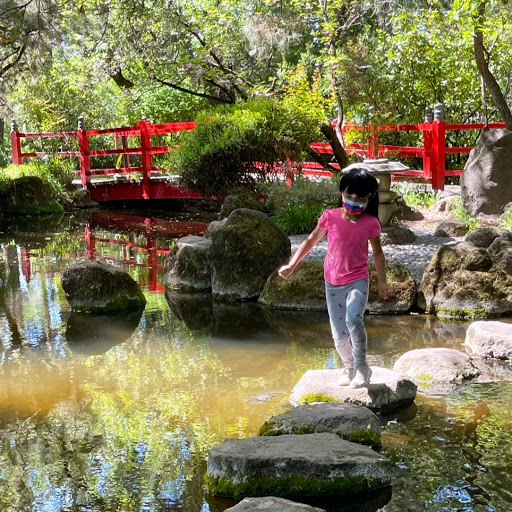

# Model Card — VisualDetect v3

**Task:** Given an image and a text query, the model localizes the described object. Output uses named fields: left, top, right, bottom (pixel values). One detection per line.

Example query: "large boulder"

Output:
left=224, top=497, right=325, bottom=512
left=61, top=260, right=146, bottom=313
left=460, top=128, right=512, bottom=215
left=163, top=235, right=212, bottom=291
left=380, top=225, right=417, bottom=245
left=464, top=321, right=512, bottom=360
left=367, top=263, right=417, bottom=314
left=210, top=209, right=291, bottom=300
left=393, top=348, right=480, bottom=395
left=258, top=261, right=326, bottom=310
left=289, top=367, right=417, bottom=413
left=0, top=176, right=64, bottom=216
left=205, top=434, right=393, bottom=499
left=420, top=241, right=512, bottom=318
left=258, top=403, right=381, bottom=449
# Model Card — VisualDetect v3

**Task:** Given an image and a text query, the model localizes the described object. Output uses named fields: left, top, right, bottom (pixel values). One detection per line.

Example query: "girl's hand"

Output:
left=278, top=264, right=295, bottom=279
left=378, top=282, right=396, bottom=299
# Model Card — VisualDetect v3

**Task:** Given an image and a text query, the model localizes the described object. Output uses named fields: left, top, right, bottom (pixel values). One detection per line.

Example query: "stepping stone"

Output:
left=393, top=348, right=480, bottom=395
left=258, top=403, right=381, bottom=449
left=205, top=434, right=393, bottom=499
left=224, top=496, right=326, bottom=511
left=464, top=321, right=512, bottom=360
left=289, top=367, right=417, bottom=413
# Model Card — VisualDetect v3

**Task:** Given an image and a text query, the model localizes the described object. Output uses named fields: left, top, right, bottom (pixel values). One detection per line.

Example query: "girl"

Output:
left=278, top=168, right=394, bottom=389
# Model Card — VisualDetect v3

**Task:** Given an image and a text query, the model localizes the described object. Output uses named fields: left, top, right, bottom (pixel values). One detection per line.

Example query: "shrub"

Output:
left=172, top=98, right=324, bottom=195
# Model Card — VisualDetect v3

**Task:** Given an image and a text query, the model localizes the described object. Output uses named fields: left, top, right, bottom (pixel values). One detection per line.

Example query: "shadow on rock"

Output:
left=65, top=308, right=144, bottom=355
left=206, top=486, right=392, bottom=512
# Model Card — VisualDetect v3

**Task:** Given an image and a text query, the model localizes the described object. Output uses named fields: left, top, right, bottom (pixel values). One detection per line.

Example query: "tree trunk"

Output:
left=321, top=121, right=349, bottom=170
left=474, top=2, right=512, bottom=129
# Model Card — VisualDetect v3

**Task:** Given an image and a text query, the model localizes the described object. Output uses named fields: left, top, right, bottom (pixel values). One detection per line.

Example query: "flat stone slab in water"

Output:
left=289, top=367, right=417, bottom=412
left=258, top=403, right=381, bottom=449
left=465, top=321, right=512, bottom=360
left=206, top=433, right=393, bottom=499
left=393, top=348, right=480, bottom=395
left=225, top=496, right=326, bottom=512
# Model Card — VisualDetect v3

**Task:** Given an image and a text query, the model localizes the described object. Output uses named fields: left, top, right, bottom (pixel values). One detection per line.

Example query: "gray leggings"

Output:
left=325, top=278, right=369, bottom=369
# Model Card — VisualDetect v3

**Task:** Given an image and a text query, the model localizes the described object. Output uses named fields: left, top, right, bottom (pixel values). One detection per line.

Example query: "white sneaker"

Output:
left=337, top=367, right=355, bottom=386
left=349, top=366, right=372, bottom=389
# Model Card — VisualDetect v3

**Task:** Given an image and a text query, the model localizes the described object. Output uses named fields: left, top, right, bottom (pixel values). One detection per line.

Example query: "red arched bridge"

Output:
left=10, top=116, right=505, bottom=201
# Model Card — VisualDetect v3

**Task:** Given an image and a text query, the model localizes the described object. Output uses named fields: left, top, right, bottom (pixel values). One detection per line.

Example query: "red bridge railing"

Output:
left=10, top=110, right=506, bottom=192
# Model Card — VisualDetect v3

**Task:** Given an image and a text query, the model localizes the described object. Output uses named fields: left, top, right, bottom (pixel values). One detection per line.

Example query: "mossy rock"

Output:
left=1, top=176, right=63, bottom=216
left=210, top=208, right=291, bottom=301
left=368, top=262, right=417, bottom=314
left=259, top=261, right=326, bottom=310
left=205, top=434, right=393, bottom=499
left=421, top=242, right=512, bottom=318
left=220, top=187, right=265, bottom=219
left=61, top=260, right=147, bottom=313
left=257, top=403, right=382, bottom=449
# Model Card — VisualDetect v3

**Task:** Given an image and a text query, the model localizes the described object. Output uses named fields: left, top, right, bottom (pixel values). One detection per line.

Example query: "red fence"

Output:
left=10, top=116, right=506, bottom=193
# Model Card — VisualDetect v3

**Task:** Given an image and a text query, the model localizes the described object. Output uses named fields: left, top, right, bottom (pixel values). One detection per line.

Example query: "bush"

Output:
left=261, top=175, right=339, bottom=234
left=172, top=98, right=324, bottom=195
left=499, top=207, right=512, bottom=230
left=392, top=182, right=442, bottom=209
left=0, top=158, right=76, bottom=198
left=451, top=196, right=481, bottom=232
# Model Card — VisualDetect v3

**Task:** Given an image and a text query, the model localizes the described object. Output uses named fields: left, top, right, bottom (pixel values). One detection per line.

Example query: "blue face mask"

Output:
left=342, top=195, right=367, bottom=214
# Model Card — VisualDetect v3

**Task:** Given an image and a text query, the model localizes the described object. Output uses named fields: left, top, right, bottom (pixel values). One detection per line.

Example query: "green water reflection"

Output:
left=0, top=213, right=510, bottom=511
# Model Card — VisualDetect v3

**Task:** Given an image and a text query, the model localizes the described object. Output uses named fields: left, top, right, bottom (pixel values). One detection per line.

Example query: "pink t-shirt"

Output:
left=317, top=208, right=381, bottom=285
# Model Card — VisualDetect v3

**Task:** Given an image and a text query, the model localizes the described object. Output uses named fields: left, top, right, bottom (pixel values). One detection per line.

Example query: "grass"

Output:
left=450, top=196, right=481, bottom=232
left=392, top=182, right=442, bottom=209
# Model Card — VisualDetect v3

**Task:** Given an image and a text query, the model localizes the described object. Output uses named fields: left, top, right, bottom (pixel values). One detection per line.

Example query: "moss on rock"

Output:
left=204, top=473, right=385, bottom=499
left=298, top=393, right=342, bottom=405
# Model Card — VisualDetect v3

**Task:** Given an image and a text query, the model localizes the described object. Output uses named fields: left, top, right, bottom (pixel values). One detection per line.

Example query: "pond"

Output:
left=0, top=209, right=511, bottom=512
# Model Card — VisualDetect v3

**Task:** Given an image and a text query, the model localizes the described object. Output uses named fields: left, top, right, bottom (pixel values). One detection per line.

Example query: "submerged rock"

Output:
left=258, top=403, right=381, bottom=449
left=289, top=367, right=417, bottom=413
left=210, top=209, right=291, bottom=301
left=465, top=321, right=512, bottom=360
left=393, top=348, right=480, bottom=395
left=205, top=434, right=393, bottom=499
left=224, top=497, right=326, bottom=512
left=61, top=260, right=146, bottom=313
left=163, top=235, right=212, bottom=291
left=420, top=241, right=512, bottom=318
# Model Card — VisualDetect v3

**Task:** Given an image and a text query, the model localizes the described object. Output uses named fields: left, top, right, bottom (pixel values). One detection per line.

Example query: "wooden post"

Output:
left=85, top=225, right=95, bottom=260
left=366, top=124, right=379, bottom=160
left=10, top=119, right=22, bottom=165
left=139, top=118, right=152, bottom=199
left=77, top=117, right=91, bottom=189
left=431, top=103, right=446, bottom=190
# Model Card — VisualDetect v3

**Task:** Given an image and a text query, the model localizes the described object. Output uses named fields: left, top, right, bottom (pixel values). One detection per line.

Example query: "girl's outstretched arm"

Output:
left=370, top=235, right=395, bottom=299
left=278, top=223, right=327, bottom=279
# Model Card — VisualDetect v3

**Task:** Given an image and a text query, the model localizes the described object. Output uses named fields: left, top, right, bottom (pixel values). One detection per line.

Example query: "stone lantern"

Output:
left=343, top=158, right=409, bottom=225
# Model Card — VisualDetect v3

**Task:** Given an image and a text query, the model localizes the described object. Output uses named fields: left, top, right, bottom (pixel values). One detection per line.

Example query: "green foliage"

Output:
left=260, top=175, right=338, bottom=234
left=498, top=207, right=512, bottom=229
left=272, top=203, right=325, bottom=235
left=0, top=159, right=75, bottom=197
left=451, top=196, right=481, bottom=232
left=172, top=98, right=323, bottom=194
left=392, top=182, right=442, bottom=209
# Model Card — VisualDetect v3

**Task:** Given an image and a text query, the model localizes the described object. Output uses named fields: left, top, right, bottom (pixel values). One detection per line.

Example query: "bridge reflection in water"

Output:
left=20, top=210, right=209, bottom=293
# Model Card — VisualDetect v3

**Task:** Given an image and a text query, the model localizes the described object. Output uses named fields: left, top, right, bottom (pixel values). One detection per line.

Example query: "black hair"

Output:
left=337, top=167, right=380, bottom=219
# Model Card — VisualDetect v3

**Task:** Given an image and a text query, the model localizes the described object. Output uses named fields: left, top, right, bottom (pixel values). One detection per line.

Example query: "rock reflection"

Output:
left=165, top=289, right=214, bottom=331
left=206, top=486, right=392, bottom=512
left=65, top=308, right=144, bottom=354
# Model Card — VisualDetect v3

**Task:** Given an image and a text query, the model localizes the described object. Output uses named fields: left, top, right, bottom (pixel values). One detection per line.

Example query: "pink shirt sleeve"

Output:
left=369, top=217, right=381, bottom=238
left=317, top=209, right=330, bottom=230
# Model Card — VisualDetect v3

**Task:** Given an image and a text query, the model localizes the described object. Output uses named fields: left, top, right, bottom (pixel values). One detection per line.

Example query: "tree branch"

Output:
left=152, top=76, right=234, bottom=103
